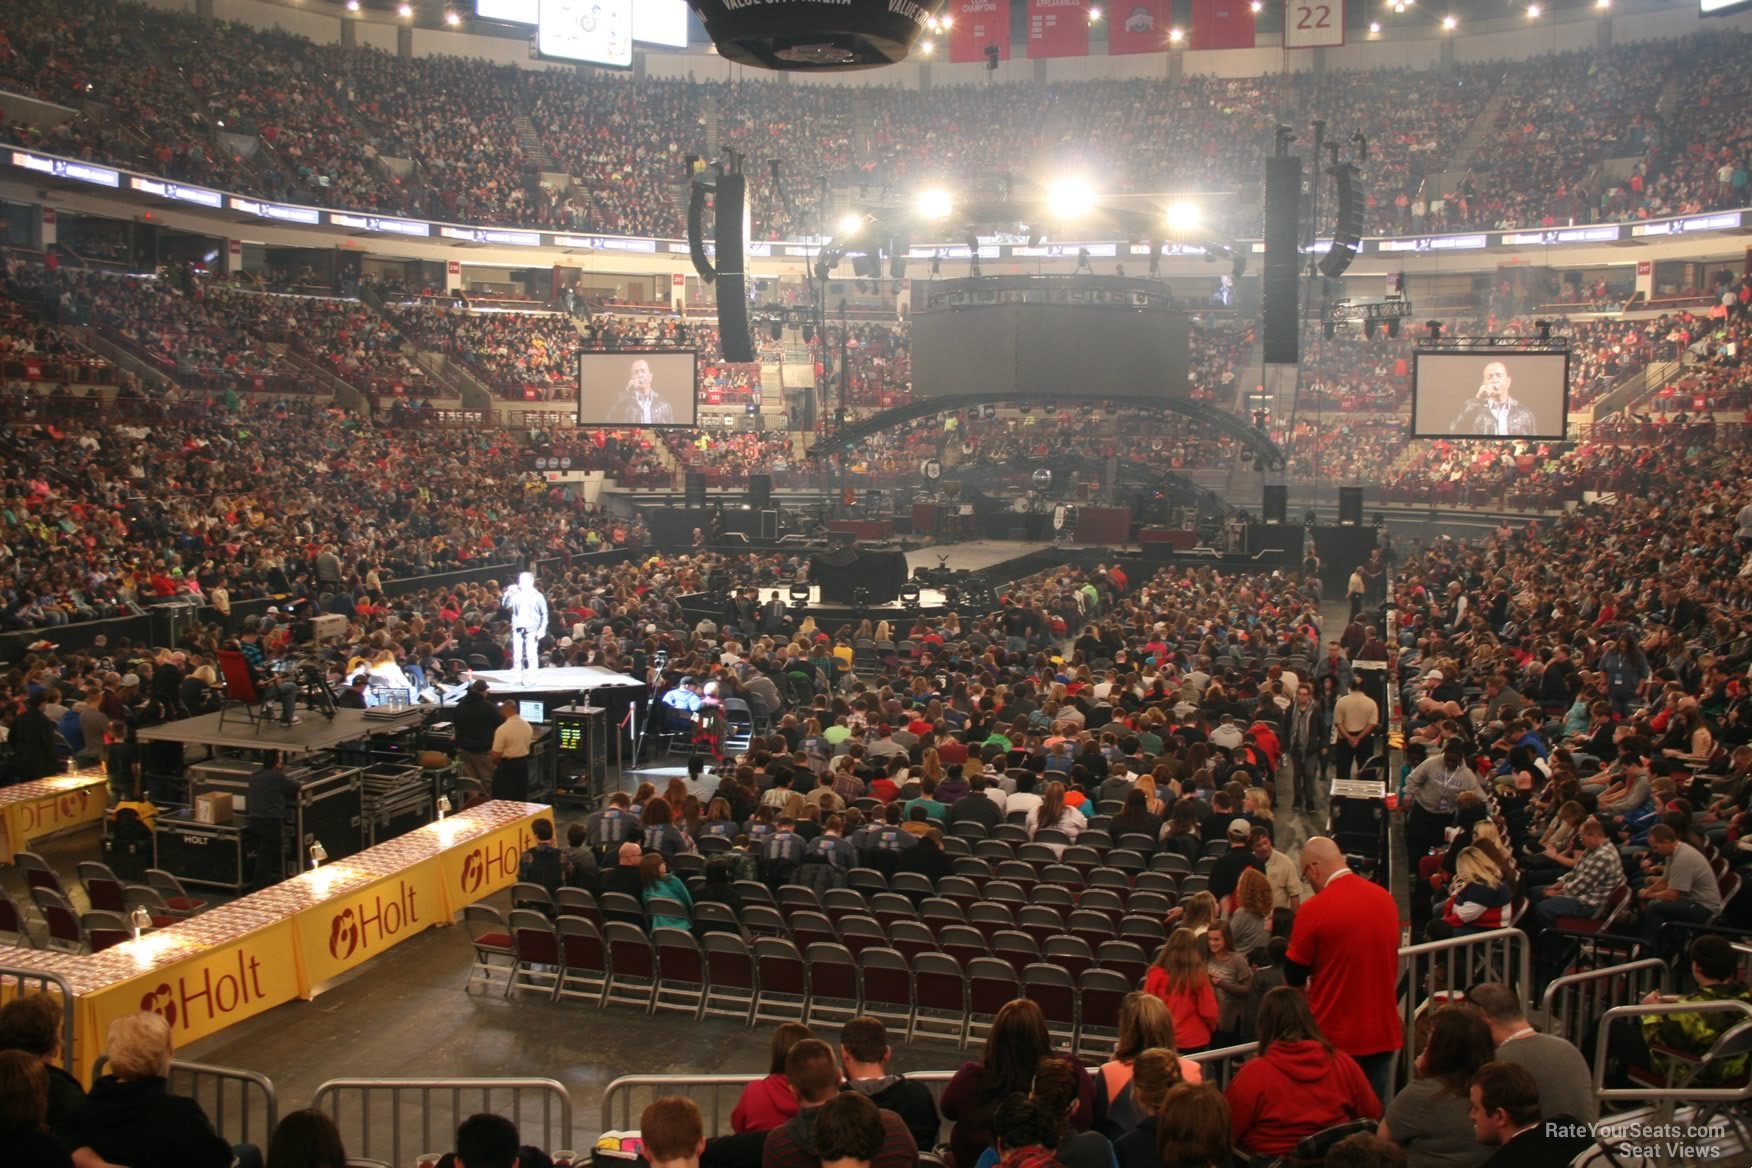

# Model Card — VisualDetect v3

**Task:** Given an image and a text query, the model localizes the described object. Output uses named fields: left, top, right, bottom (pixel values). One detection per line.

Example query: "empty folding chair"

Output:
left=1150, top=853, right=1192, bottom=875
left=603, top=920, right=658, bottom=1012
left=598, top=891, right=646, bottom=929
left=742, top=904, right=789, bottom=938
left=992, top=930, right=1042, bottom=977
left=1077, top=968, right=1135, bottom=1060
left=1041, top=864, right=1084, bottom=891
left=1096, top=940, right=1150, bottom=986
left=1194, top=857, right=1219, bottom=877
left=735, top=880, right=777, bottom=907
left=892, top=873, right=936, bottom=903
left=993, top=824, right=1030, bottom=845
left=858, top=947, right=915, bottom=1035
left=702, top=932, right=758, bottom=1024
left=16, top=853, right=64, bottom=897
left=1105, top=849, right=1147, bottom=876
left=1127, top=890, right=1175, bottom=918
left=887, top=919, right=937, bottom=963
left=967, top=901, right=1015, bottom=942
left=1019, top=905, right=1066, bottom=948
left=555, top=915, right=609, bottom=1006
left=462, top=904, right=516, bottom=996
left=849, top=868, right=890, bottom=895
left=1087, top=868, right=1131, bottom=893
left=1133, top=871, right=1180, bottom=897
left=1034, top=884, right=1076, bottom=912
left=975, top=839, right=1017, bottom=862
left=1023, top=963, right=1078, bottom=1047
left=790, top=910, right=838, bottom=951
left=145, top=869, right=209, bottom=917
left=949, top=820, right=989, bottom=840
left=1202, top=840, right=1228, bottom=858
left=952, top=857, right=994, bottom=881
left=1178, top=874, right=1210, bottom=899
left=824, top=888, right=869, bottom=916
left=119, top=885, right=176, bottom=929
left=870, top=892, right=917, bottom=931
left=1117, top=833, right=1158, bottom=857
left=692, top=901, right=743, bottom=938
left=1119, top=915, right=1167, bottom=947
left=911, top=951, right=968, bottom=1046
left=653, top=928, right=708, bottom=1018
left=937, top=923, right=989, bottom=970
left=837, top=914, right=889, bottom=958
left=1061, top=845, right=1102, bottom=873
left=805, top=942, right=861, bottom=1028
left=920, top=898, right=966, bottom=927
left=753, top=936, right=810, bottom=1026
left=965, top=957, right=1020, bottom=1049
left=31, top=888, right=82, bottom=954
left=1044, top=935, right=1095, bottom=981
left=1069, top=909, right=1117, bottom=949
left=1079, top=831, right=1115, bottom=854
left=777, top=885, right=823, bottom=915
left=938, top=875, right=982, bottom=908
left=1035, top=828, right=1072, bottom=849
left=78, top=861, right=127, bottom=914
left=509, top=909, right=563, bottom=999
left=1078, top=888, right=1125, bottom=921
left=985, top=878, right=1030, bottom=906
left=0, top=889, right=34, bottom=948
left=1018, top=843, right=1058, bottom=865
left=81, top=911, right=132, bottom=953
left=555, top=888, right=602, bottom=926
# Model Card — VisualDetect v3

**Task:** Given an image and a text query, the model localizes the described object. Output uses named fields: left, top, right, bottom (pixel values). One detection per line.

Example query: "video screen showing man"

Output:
left=578, top=351, right=696, bottom=427
left=1413, top=351, right=1567, bottom=440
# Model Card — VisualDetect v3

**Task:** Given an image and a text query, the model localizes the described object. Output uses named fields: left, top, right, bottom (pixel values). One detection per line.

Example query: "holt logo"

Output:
left=327, top=880, right=420, bottom=960
left=136, top=950, right=268, bottom=1031
left=460, top=835, right=522, bottom=895
left=140, top=983, right=179, bottom=1028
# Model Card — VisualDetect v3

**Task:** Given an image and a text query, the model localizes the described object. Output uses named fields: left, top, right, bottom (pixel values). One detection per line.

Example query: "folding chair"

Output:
left=1078, top=888, right=1125, bottom=921
left=1119, top=915, right=1167, bottom=947
left=824, top=888, right=869, bottom=916
left=509, top=909, right=562, bottom=998
left=81, top=911, right=132, bottom=953
left=603, top=920, right=658, bottom=1012
left=31, top=889, right=83, bottom=953
left=513, top=881, right=558, bottom=916
left=555, top=915, right=609, bottom=1006
left=790, top=910, right=838, bottom=951
left=1072, top=966, right=1128, bottom=1064
left=462, top=904, right=515, bottom=996
left=598, top=891, right=646, bottom=929
left=837, top=914, right=889, bottom=958
left=920, top=897, right=966, bottom=927
left=120, top=885, right=177, bottom=929
left=1097, top=940, right=1149, bottom=986
left=145, top=869, right=209, bottom=917
left=653, top=928, right=708, bottom=1018
left=777, top=884, right=823, bottom=914
left=753, top=936, right=810, bottom=1025
left=742, top=904, right=790, bottom=938
left=1043, top=935, right=1095, bottom=982
left=0, top=889, right=33, bottom=948
left=966, top=956, right=1020, bottom=1049
left=1035, top=884, right=1076, bottom=912
left=968, top=901, right=1015, bottom=942
left=1019, top=905, right=1066, bottom=948
left=16, top=853, right=64, bottom=897
left=893, top=873, right=936, bottom=903
left=858, top=947, right=915, bottom=1035
left=986, top=878, right=1031, bottom=906
left=850, top=868, right=889, bottom=895
left=1106, top=849, right=1147, bottom=876
left=1126, top=890, right=1176, bottom=918
left=888, top=919, right=938, bottom=963
left=805, top=942, right=861, bottom=1028
left=720, top=698, right=755, bottom=755
left=938, top=875, right=982, bottom=908
left=555, top=888, right=602, bottom=926
left=1178, top=874, right=1210, bottom=898
left=938, top=923, right=989, bottom=969
left=1024, top=963, right=1078, bottom=1048
left=1133, top=871, right=1180, bottom=897
left=952, top=857, right=995, bottom=880
left=1069, top=909, right=1117, bottom=948
left=1087, top=868, right=1131, bottom=893
left=644, top=897, right=693, bottom=931
left=702, top=932, right=758, bottom=1024
left=216, top=648, right=274, bottom=731
left=735, top=880, right=777, bottom=907
left=1118, top=833, right=1158, bottom=856
left=993, top=930, right=1042, bottom=977
left=693, top=901, right=743, bottom=937
left=1151, top=854, right=1192, bottom=875
left=78, top=861, right=127, bottom=913
left=911, top=951, right=968, bottom=1045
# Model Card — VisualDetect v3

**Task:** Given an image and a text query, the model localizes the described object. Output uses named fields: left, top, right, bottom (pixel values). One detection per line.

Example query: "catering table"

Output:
left=0, top=768, right=111, bottom=863
left=4, top=800, right=550, bottom=1081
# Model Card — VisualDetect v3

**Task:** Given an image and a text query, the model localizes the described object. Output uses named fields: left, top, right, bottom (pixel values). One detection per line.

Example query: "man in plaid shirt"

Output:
left=1532, top=818, right=1624, bottom=929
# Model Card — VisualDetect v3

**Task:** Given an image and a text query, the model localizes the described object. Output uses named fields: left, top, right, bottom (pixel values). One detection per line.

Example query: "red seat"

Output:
left=216, top=649, right=270, bottom=731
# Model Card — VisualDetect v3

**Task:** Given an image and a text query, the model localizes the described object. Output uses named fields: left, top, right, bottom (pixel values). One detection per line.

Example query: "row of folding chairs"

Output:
left=5, top=875, right=197, bottom=954
left=728, top=877, right=1186, bottom=922
left=476, top=907, right=1142, bottom=1056
left=21, top=854, right=209, bottom=917
left=625, top=854, right=1212, bottom=902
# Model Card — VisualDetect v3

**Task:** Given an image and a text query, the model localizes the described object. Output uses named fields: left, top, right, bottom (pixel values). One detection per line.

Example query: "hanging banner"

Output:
left=1027, top=0, right=1090, bottom=57
left=1107, top=0, right=1170, bottom=53
left=949, top=0, right=1013, bottom=63
left=1283, top=0, right=1342, bottom=47
left=1191, top=0, right=1257, bottom=49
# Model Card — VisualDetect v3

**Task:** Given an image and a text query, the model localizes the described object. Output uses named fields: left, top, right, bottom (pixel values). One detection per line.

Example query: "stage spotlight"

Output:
left=1168, top=26, right=1184, bottom=43
left=1441, top=14, right=1457, bottom=30
left=1163, top=201, right=1201, bottom=235
left=789, top=582, right=811, bottom=602
left=916, top=188, right=954, bottom=221
left=1089, top=6, right=1103, bottom=21
left=769, top=321, right=784, bottom=341
left=899, top=582, right=922, bottom=610
left=919, top=39, right=935, bottom=54
left=1046, top=177, right=1097, bottom=220
left=397, top=3, right=412, bottom=15
left=837, top=212, right=867, bottom=238
left=445, top=9, right=460, bottom=25
left=801, top=323, right=814, bottom=343
left=1369, top=21, right=1382, bottom=33
left=1526, top=3, right=1541, bottom=16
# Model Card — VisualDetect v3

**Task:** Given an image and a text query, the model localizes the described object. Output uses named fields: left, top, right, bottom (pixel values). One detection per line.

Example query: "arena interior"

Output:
left=1, top=0, right=1752, bottom=1166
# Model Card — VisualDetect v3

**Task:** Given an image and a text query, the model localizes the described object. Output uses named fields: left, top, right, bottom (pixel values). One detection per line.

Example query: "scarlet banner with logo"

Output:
left=1106, top=0, right=1169, bottom=53
left=1027, top=0, right=1089, bottom=57
left=1191, top=0, right=1256, bottom=49
left=949, top=0, right=1012, bottom=64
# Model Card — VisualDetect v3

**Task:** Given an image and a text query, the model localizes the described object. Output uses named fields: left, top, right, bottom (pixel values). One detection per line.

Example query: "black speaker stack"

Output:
left=1262, top=484, right=1288, bottom=524
left=714, top=173, right=755, bottom=363
left=1338, top=486, right=1364, bottom=526
left=685, top=472, right=706, bottom=509
left=1262, top=156, right=1302, bottom=366
left=748, top=474, right=771, bottom=510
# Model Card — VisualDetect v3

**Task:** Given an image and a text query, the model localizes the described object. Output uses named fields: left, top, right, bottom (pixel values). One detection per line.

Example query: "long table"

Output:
left=4, top=800, right=550, bottom=1079
left=0, top=768, right=112, bottom=863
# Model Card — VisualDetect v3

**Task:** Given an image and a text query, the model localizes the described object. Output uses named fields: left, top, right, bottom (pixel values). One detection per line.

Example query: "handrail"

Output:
left=600, top=1071, right=957, bottom=1139
left=1591, top=1000, right=1752, bottom=1108
left=0, top=964, right=77, bottom=1073
left=313, top=1077, right=572, bottom=1168
left=1539, top=958, right=1669, bottom=1042
left=90, top=1056, right=278, bottom=1148
left=1396, top=928, right=1533, bottom=1088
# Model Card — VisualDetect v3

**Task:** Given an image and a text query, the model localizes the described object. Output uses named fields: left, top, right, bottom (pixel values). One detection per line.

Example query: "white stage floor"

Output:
left=462, top=665, right=643, bottom=697
left=906, top=540, right=1054, bottom=574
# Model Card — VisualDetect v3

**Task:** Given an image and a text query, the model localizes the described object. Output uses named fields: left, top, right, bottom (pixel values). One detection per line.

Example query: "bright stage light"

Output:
left=1089, top=6, right=1103, bottom=22
left=1369, top=20, right=1382, bottom=31
left=1250, top=0, right=1263, bottom=10
left=915, top=188, right=954, bottom=221
left=1163, top=201, right=1201, bottom=234
left=398, top=3, right=412, bottom=15
left=1046, top=177, right=1097, bottom=220
left=1526, top=3, right=1541, bottom=15
left=919, top=38, right=935, bottom=54
left=837, top=213, right=867, bottom=237
left=1168, top=26, right=1185, bottom=43
left=1441, top=13, right=1457, bottom=29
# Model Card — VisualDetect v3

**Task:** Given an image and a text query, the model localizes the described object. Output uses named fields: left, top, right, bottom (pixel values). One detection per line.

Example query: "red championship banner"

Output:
left=949, top=0, right=1012, bottom=63
left=1191, top=0, right=1256, bottom=49
left=1027, top=0, right=1089, bottom=57
left=1107, top=1, right=1170, bottom=53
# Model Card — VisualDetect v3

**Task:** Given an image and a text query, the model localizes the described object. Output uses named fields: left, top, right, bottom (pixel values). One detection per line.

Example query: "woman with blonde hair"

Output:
left=70, top=1013, right=232, bottom=1168
left=366, top=648, right=411, bottom=693
left=1135, top=772, right=1166, bottom=817
left=916, top=748, right=944, bottom=785
left=1165, top=890, right=1220, bottom=945
left=1435, top=846, right=1510, bottom=938
left=1243, top=788, right=1275, bottom=843
left=1144, top=930, right=1219, bottom=1053
left=1096, top=992, right=1205, bottom=1134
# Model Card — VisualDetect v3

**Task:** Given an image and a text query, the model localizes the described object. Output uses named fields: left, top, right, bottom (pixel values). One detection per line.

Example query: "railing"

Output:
left=0, top=964, right=78, bottom=1075
left=312, top=1077, right=573, bottom=1168
left=90, top=1056, right=277, bottom=1148
left=1591, top=1000, right=1752, bottom=1117
left=1397, top=928, right=1533, bottom=1085
left=600, top=1071, right=957, bottom=1140
left=1185, top=1040, right=1258, bottom=1089
left=1539, top=958, right=1669, bottom=1044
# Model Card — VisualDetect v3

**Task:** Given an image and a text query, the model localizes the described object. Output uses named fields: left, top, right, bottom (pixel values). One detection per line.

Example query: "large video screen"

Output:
left=578, top=351, right=698, bottom=428
left=913, top=304, right=1189, bottom=402
left=1412, top=350, right=1570, bottom=441
left=538, top=0, right=633, bottom=67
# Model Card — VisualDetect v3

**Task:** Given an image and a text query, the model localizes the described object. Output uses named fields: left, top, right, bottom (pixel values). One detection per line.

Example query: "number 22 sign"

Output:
left=1284, top=0, right=1343, bottom=47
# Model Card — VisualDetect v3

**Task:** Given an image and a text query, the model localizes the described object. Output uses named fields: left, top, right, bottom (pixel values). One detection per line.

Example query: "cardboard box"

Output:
left=194, top=792, right=234, bottom=825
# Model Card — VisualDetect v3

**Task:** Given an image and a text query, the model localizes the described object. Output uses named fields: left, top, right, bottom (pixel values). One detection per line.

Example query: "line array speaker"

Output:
left=1262, top=156, right=1302, bottom=366
left=714, top=173, right=755, bottom=363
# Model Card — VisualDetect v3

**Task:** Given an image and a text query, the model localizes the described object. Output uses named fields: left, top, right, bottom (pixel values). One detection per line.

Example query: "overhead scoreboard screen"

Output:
left=577, top=350, right=699, bottom=428
left=1410, top=350, right=1571, bottom=441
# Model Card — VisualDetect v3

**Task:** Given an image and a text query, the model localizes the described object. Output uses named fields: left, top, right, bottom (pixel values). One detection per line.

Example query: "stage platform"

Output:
left=135, top=707, right=424, bottom=754
left=905, top=539, right=1056, bottom=574
left=459, top=665, right=643, bottom=698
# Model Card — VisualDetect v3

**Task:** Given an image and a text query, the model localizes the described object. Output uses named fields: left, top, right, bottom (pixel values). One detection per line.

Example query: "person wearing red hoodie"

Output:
left=731, top=1022, right=812, bottom=1133
left=1225, top=987, right=1380, bottom=1158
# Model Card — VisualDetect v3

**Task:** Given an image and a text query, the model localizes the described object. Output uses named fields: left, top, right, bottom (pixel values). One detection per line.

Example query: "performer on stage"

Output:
left=501, top=571, right=550, bottom=683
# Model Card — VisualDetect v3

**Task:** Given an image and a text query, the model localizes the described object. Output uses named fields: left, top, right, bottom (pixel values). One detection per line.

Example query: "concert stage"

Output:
left=455, top=665, right=643, bottom=699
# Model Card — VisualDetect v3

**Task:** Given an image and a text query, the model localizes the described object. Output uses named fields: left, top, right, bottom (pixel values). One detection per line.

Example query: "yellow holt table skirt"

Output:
left=0, top=769, right=112, bottom=863
left=0, top=801, right=550, bottom=1081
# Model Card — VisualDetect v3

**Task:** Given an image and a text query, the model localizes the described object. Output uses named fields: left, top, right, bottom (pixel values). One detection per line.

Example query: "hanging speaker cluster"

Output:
left=1318, top=162, right=1365, bottom=280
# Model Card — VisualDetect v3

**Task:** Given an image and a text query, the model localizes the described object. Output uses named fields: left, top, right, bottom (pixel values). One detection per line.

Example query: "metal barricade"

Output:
left=599, top=1071, right=957, bottom=1142
left=1539, top=958, right=1669, bottom=1044
left=0, top=964, right=77, bottom=1074
left=1397, top=928, right=1533, bottom=1082
left=1592, top=1000, right=1752, bottom=1121
left=89, top=1057, right=277, bottom=1149
left=1185, top=1041, right=1258, bottom=1089
left=312, top=1078, right=573, bottom=1168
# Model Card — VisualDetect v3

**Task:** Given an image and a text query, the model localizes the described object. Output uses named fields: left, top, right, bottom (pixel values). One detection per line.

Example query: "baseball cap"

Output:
left=1227, top=818, right=1253, bottom=838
